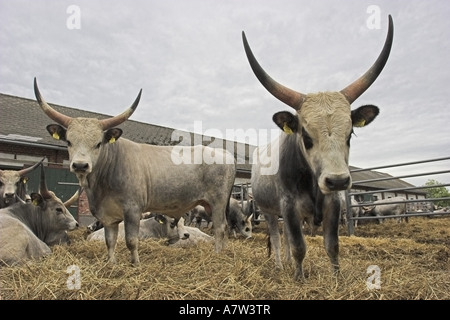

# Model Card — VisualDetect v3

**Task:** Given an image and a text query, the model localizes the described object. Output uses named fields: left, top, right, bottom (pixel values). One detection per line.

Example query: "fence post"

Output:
left=345, top=190, right=355, bottom=235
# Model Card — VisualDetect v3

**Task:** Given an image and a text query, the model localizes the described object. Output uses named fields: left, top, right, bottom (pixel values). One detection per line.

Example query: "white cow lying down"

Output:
left=87, top=215, right=213, bottom=247
left=169, top=225, right=214, bottom=248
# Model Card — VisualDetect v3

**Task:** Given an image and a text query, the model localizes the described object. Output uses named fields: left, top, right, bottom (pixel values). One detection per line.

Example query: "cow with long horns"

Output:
left=33, top=80, right=236, bottom=265
left=0, top=158, right=44, bottom=208
left=244, top=15, right=394, bottom=280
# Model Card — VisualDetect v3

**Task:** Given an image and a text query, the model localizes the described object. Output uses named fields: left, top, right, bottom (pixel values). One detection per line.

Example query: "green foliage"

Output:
left=424, top=179, right=450, bottom=208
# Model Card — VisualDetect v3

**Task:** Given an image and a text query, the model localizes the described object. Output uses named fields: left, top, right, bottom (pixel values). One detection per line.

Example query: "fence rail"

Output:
left=345, top=156, right=450, bottom=235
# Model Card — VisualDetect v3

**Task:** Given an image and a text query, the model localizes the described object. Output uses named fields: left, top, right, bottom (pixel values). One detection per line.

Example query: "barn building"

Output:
left=0, top=92, right=426, bottom=224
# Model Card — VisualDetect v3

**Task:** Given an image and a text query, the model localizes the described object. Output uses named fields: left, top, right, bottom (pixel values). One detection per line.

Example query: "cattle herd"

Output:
left=1, top=15, right=407, bottom=281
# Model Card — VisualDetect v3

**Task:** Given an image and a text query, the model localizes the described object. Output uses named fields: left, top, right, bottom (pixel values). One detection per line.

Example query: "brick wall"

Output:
left=0, top=143, right=69, bottom=167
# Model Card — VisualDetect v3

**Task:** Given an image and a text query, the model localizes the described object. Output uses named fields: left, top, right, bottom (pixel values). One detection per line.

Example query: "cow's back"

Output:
left=374, top=197, right=406, bottom=216
left=0, top=213, right=51, bottom=265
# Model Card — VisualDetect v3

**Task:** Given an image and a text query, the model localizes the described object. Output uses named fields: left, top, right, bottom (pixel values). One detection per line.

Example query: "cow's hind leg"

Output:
left=124, top=211, right=141, bottom=266
left=206, top=202, right=227, bottom=253
left=104, top=223, right=119, bottom=264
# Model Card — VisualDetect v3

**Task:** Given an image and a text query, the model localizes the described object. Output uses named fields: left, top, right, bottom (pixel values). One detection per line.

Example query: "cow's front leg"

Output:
left=264, top=212, right=283, bottom=269
left=322, top=195, right=340, bottom=275
left=124, top=211, right=141, bottom=266
left=282, top=197, right=306, bottom=281
left=104, top=223, right=119, bottom=264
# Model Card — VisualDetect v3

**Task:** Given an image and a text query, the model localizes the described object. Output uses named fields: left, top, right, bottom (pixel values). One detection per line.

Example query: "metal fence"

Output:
left=345, top=156, right=450, bottom=235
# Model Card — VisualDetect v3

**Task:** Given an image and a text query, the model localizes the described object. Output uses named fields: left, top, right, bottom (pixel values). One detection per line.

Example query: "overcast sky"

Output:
left=0, top=0, right=449, bottom=188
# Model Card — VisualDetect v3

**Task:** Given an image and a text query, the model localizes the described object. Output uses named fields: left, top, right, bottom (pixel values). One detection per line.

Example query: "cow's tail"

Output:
left=266, top=233, right=272, bottom=257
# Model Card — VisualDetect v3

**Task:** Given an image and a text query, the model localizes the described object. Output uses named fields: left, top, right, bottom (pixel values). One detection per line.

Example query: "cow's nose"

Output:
left=183, top=233, right=190, bottom=239
left=325, top=176, right=350, bottom=191
left=72, top=162, right=89, bottom=172
left=4, top=192, right=14, bottom=198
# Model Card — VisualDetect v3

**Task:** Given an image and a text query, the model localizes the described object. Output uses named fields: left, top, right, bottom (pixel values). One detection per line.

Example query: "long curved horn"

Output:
left=64, top=187, right=82, bottom=208
left=34, top=78, right=73, bottom=128
left=242, top=32, right=305, bottom=111
left=39, top=163, right=52, bottom=199
left=340, top=15, right=394, bottom=104
left=17, top=157, right=45, bottom=176
left=99, top=89, right=142, bottom=130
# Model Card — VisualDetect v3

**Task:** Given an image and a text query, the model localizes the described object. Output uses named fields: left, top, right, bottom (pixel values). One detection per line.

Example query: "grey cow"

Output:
left=244, top=16, right=393, bottom=280
left=34, top=79, right=236, bottom=265
left=0, top=165, right=79, bottom=265
left=227, top=198, right=252, bottom=239
left=362, top=196, right=408, bottom=223
left=0, top=158, right=44, bottom=208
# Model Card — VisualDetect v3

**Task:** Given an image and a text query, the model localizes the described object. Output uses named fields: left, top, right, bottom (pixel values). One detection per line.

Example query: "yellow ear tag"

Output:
left=32, top=199, right=39, bottom=206
left=109, top=137, right=116, bottom=144
left=354, top=119, right=366, bottom=127
left=52, top=132, right=60, bottom=140
left=283, top=122, right=293, bottom=135
left=158, top=219, right=164, bottom=224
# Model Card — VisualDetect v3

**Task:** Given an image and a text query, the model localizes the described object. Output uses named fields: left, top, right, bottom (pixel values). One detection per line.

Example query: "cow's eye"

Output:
left=56, top=207, right=64, bottom=215
left=302, top=129, right=313, bottom=150
left=67, top=140, right=72, bottom=147
left=95, top=142, right=102, bottom=149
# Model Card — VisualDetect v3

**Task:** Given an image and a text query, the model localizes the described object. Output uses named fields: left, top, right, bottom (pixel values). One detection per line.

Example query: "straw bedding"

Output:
left=1, top=216, right=448, bottom=300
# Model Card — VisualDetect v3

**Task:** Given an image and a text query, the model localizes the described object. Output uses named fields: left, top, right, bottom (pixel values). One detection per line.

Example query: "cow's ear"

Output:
left=30, top=193, right=45, bottom=207
left=155, top=214, right=167, bottom=224
left=47, top=124, right=67, bottom=141
left=104, top=128, right=123, bottom=144
left=351, top=105, right=379, bottom=127
left=272, top=111, right=299, bottom=134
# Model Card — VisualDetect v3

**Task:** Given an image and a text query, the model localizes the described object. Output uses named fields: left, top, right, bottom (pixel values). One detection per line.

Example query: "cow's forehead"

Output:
left=66, top=118, right=104, bottom=139
left=299, top=92, right=352, bottom=134
left=0, top=171, right=20, bottom=182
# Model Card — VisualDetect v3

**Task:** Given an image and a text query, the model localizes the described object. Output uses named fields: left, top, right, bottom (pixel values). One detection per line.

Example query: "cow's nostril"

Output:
left=184, top=233, right=190, bottom=239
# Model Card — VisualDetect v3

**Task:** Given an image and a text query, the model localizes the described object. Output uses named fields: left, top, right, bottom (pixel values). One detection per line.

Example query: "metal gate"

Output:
left=345, top=156, right=450, bottom=235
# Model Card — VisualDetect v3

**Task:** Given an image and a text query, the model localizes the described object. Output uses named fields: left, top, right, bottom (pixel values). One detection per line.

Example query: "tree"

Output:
left=424, top=179, right=450, bottom=208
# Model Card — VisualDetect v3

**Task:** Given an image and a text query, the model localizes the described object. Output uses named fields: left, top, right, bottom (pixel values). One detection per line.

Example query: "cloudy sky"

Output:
left=0, top=0, right=449, bottom=187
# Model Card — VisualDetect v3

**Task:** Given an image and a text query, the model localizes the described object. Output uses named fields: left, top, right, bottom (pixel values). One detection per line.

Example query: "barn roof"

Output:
left=1, top=93, right=201, bottom=148
left=0, top=92, right=254, bottom=165
left=349, top=166, right=420, bottom=191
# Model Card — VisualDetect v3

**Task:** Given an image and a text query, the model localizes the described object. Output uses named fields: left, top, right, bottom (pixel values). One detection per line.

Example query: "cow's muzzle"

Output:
left=71, top=162, right=90, bottom=173
left=324, top=176, right=351, bottom=191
